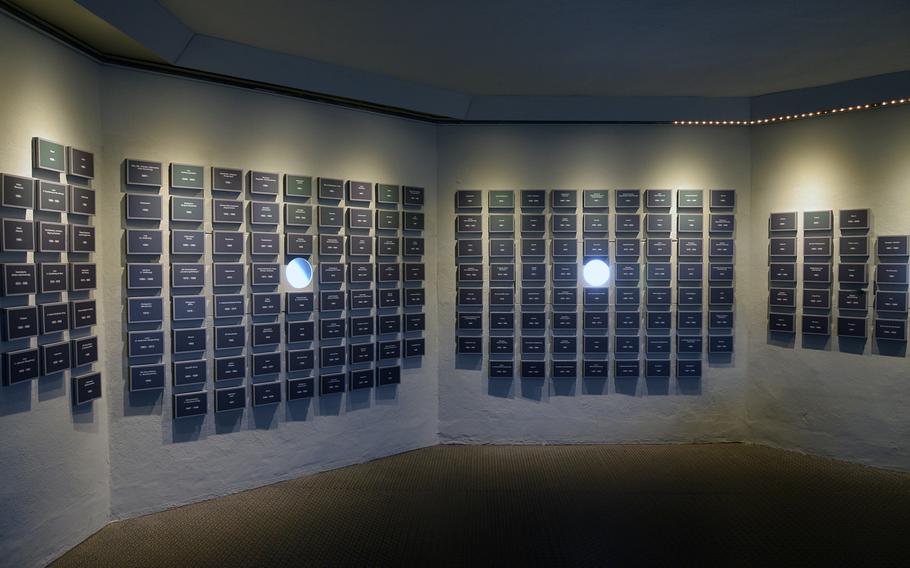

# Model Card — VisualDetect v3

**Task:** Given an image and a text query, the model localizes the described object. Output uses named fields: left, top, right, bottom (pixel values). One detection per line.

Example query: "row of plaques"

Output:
left=456, top=237, right=732, bottom=258
left=455, top=213, right=734, bottom=235
left=768, top=314, right=906, bottom=340
left=456, top=310, right=733, bottom=331
left=1, top=174, right=95, bottom=214
left=485, top=359, right=707, bottom=380
left=455, top=189, right=735, bottom=211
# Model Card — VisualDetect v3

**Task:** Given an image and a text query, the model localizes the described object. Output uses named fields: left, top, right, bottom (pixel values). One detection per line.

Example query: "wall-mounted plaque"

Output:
left=173, top=391, right=207, bottom=419
left=70, top=299, right=97, bottom=328
left=128, top=363, right=164, bottom=392
left=1, top=173, right=34, bottom=209
left=708, top=238, right=734, bottom=257
left=250, top=202, right=279, bottom=225
left=70, top=336, right=98, bottom=367
left=677, top=335, right=704, bottom=353
left=404, top=288, right=426, bottom=307
left=348, top=208, right=373, bottom=229
left=769, top=237, right=796, bottom=257
left=645, top=189, right=672, bottom=208
left=646, top=311, right=672, bottom=330
left=319, top=318, right=345, bottom=341
left=520, top=337, right=545, bottom=355
left=377, top=236, right=400, bottom=256
left=710, top=189, right=735, bottom=209
left=552, top=288, right=578, bottom=306
left=877, top=236, right=909, bottom=257
left=552, top=337, right=576, bottom=355
left=615, top=214, right=640, bottom=233
left=646, top=239, right=671, bottom=257
left=677, top=360, right=702, bottom=378
left=173, top=359, right=207, bottom=386
left=318, top=177, right=344, bottom=200
left=877, top=264, right=909, bottom=285
left=646, top=288, right=671, bottom=307
left=837, top=317, right=867, bottom=338
left=123, top=263, right=160, bottom=289
left=521, top=214, right=546, bottom=233
left=646, top=263, right=671, bottom=282
left=2, top=219, right=34, bottom=251
left=551, top=190, right=577, bottom=209
left=377, top=314, right=402, bottom=334
left=839, top=209, right=869, bottom=231
left=584, top=288, right=609, bottom=306
left=552, top=312, right=578, bottom=330
left=646, top=360, right=671, bottom=379
left=287, top=320, right=315, bottom=343
left=125, top=229, right=161, bottom=255
left=32, top=138, right=65, bottom=173
left=214, top=355, right=245, bottom=381
left=73, top=373, right=102, bottom=406
left=212, top=167, right=243, bottom=192
left=253, top=322, right=281, bottom=346
left=213, top=294, right=244, bottom=318
left=551, top=214, right=577, bottom=234
left=127, top=330, right=164, bottom=357
left=39, top=263, right=67, bottom=293
left=646, top=336, right=671, bottom=354
left=349, top=315, right=374, bottom=337
left=677, top=263, right=703, bottom=282
left=284, top=175, right=312, bottom=198
left=374, top=210, right=398, bottom=231
left=457, top=288, right=482, bottom=306
left=214, top=386, right=246, bottom=413
left=520, top=190, right=546, bottom=208
left=489, top=190, right=514, bottom=208
left=709, top=311, right=734, bottom=330
left=876, top=290, right=907, bottom=312
left=37, top=181, right=66, bottom=212
left=318, top=206, right=344, bottom=228
left=349, top=290, right=374, bottom=310
left=520, top=360, right=546, bottom=379
left=583, top=239, right=609, bottom=257
left=490, top=263, right=516, bottom=282
left=455, top=215, right=481, bottom=233
left=68, top=148, right=95, bottom=179
left=287, top=292, right=315, bottom=314
left=402, top=236, right=424, bottom=256
left=404, top=263, right=425, bottom=282
left=251, top=232, right=279, bottom=256
left=583, top=336, right=609, bottom=354
left=319, top=234, right=344, bottom=256
left=171, top=230, right=205, bottom=255
left=487, top=214, right=512, bottom=233
left=551, top=239, right=576, bottom=259
left=39, top=303, right=69, bottom=334
left=1, top=263, right=36, bottom=295
left=769, top=313, right=795, bottom=333
left=376, top=184, right=400, bottom=204
left=376, top=365, right=401, bottom=386
left=709, top=286, right=735, bottom=305
left=251, top=263, right=280, bottom=286
left=521, top=288, right=546, bottom=305
left=346, top=180, right=372, bottom=203
left=521, top=239, right=545, bottom=257
left=678, top=214, right=704, bottom=234
left=838, top=263, right=868, bottom=285
left=287, top=348, right=315, bottom=372
left=581, top=214, right=607, bottom=234
left=378, top=263, right=401, bottom=282
left=583, top=360, right=609, bottom=378
left=614, top=239, right=639, bottom=258
left=769, top=212, right=797, bottom=232
left=709, top=263, right=734, bottom=282
left=487, top=360, right=513, bottom=378
left=489, top=288, right=514, bottom=307
left=285, top=204, right=313, bottom=228
left=170, top=196, right=204, bottom=222
left=677, top=189, right=704, bottom=209
left=213, top=263, right=244, bottom=286
left=837, top=289, right=865, bottom=310
left=251, top=293, right=280, bottom=316
left=615, top=360, right=640, bottom=377
left=615, top=189, right=641, bottom=209
left=615, top=263, right=640, bottom=283
left=803, top=210, right=833, bottom=231
left=169, top=163, right=204, bottom=190
left=457, top=337, right=483, bottom=355
left=839, top=236, right=869, bottom=257
left=349, top=262, right=374, bottom=283
left=769, top=263, right=796, bottom=282
left=405, top=312, right=425, bottom=332
left=248, top=171, right=279, bottom=195
left=172, top=263, right=205, bottom=288
left=125, top=159, right=163, bottom=186
left=490, top=337, right=515, bottom=354
left=287, top=377, right=315, bottom=400
left=66, top=186, right=95, bottom=216
left=678, top=288, right=703, bottom=306
left=212, top=199, right=243, bottom=224
left=172, top=296, right=206, bottom=321
left=127, top=296, right=162, bottom=324
left=677, top=311, right=702, bottom=330
left=802, top=289, right=830, bottom=309
left=583, top=189, right=609, bottom=209
left=172, top=328, right=206, bottom=354
left=349, top=368, right=374, bottom=390
left=875, top=319, right=906, bottom=341
left=706, top=335, right=733, bottom=354
left=252, top=354, right=281, bottom=379
left=708, top=214, right=734, bottom=234
left=804, top=236, right=832, bottom=257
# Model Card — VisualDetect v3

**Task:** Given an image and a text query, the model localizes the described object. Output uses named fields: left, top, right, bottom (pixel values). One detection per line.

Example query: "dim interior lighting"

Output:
left=285, top=257, right=313, bottom=289
left=673, top=96, right=910, bottom=127
left=583, top=259, right=611, bottom=287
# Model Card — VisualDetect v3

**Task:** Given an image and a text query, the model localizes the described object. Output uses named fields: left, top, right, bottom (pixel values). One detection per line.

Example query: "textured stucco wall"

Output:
left=0, top=13, right=110, bottom=568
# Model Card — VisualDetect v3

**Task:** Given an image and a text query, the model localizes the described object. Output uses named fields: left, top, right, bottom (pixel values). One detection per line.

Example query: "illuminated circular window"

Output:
left=285, top=257, right=313, bottom=289
left=582, top=259, right=610, bottom=287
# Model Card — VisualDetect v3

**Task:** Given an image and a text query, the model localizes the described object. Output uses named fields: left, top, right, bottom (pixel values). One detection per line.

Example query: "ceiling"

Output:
left=162, top=0, right=910, bottom=98
left=7, top=0, right=910, bottom=120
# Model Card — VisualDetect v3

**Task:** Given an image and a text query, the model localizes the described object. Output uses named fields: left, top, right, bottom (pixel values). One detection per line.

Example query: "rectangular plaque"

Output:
left=769, top=237, right=796, bottom=257
left=37, top=181, right=66, bottom=212
left=875, top=319, right=906, bottom=341
left=709, top=263, right=734, bottom=282
left=287, top=377, right=315, bottom=400
left=678, top=214, right=704, bottom=234
left=33, top=138, right=65, bottom=172
left=126, top=159, right=162, bottom=186
left=213, top=263, right=244, bottom=286
left=171, top=230, right=205, bottom=255
left=646, top=360, right=671, bottom=379
left=125, top=194, right=162, bottom=221
left=129, top=363, right=164, bottom=392
left=615, top=360, right=640, bottom=378
left=251, top=293, right=280, bottom=316
left=376, top=365, right=401, bottom=386
left=172, top=296, right=206, bottom=321
left=615, top=190, right=641, bottom=209
left=251, top=232, right=280, bottom=255
left=287, top=349, right=315, bottom=372
left=169, top=163, right=204, bottom=190
left=252, top=353, right=281, bottom=378
left=350, top=368, right=374, bottom=390
left=376, top=184, right=400, bottom=204
left=287, top=292, right=315, bottom=313
left=318, top=206, right=344, bottom=228
left=173, top=391, right=208, bottom=419
left=127, top=296, right=163, bottom=324
left=252, top=322, right=281, bottom=347
left=803, top=263, right=831, bottom=284
left=250, top=202, right=279, bottom=225
left=488, top=190, right=514, bottom=208
left=520, top=360, right=546, bottom=379
left=170, top=196, right=204, bottom=222
left=839, top=236, right=869, bottom=257
left=73, top=373, right=102, bottom=406
left=285, top=203, right=312, bottom=227
left=804, top=237, right=832, bottom=256
left=1, top=173, right=34, bottom=208
left=377, top=314, right=401, bottom=334
left=837, top=289, right=865, bottom=310
left=347, top=180, right=372, bottom=203
left=709, top=286, right=734, bottom=305
left=67, top=147, right=94, bottom=179
left=126, top=229, right=161, bottom=255
left=214, top=355, right=245, bottom=381
left=551, top=190, right=577, bottom=209
left=677, top=189, right=704, bottom=209
left=837, top=317, right=867, bottom=338
left=349, top=235, right=373, bottom=256
left=876, top=290, right=907, bottom=313
left=520, top=190, right=546, bottom=208
left=803, top=289, right=831, bottom=309
left=709, top=189, right=735, bottom=209
left=249, top=171, right=279, bottom=195
left=213, top=199, right=244, bottom=223
left=646, top=288, right=671, bottom=307
left=803, top=210, right=833, bottom=231
left=38, top=263, right=67, bottom=293
left=615, top=214, right=640, bottom=234
left=583, top=189, right=609, bottom=209
left=769, top=263, right=796, bottom=283
left=646, top=336, right=671, bottom=354
left=769, top=212, right=798, bottom=232
left=645, top=189, right=672, bottom=208
left=378, top=236, right=400, bottom=256
left=877, top=236, right=909, bottom=257
left=838, top=263, right=868, bottom=285
left=320, top=373, right=347, bottom=395
left=69, top=299, right=96, bottom=329
left=456, top=190, right=483, bottom=208
left=173, top=359, right=207, bottom=386
left=583, top=238, right=609, bottom=256
left=39, top=303, right=69, bottom=334
left=768, top=312, right=795, bottom=333
left=318, top=178, right=344, bottom=200
left=127, top=330, right=164, bottom=357
left=69, top=185, right=96, bottom=215
left=70, top=336, right=98, bottom=367
left=457, top=336, right=483, bottom=355
left=584, top=360, right=609, bottom=378
left=169, top=263, right=203, bottom=288
left=172, top=328, right=206, bottom=354
left=403, top=186, right=425, bottom=207
left=877, top=264, right=909, bottom=285
left=348, top=208, right=373, bottom=229
left=677, top=360, right=702, bottom=379
left=215, top=386, right=246, bottom=412
left=2, top=219, right=34, bottom=251
left=285, top=174, right=312, bottom=198
left=286, top=234, right=313, bottom=256
left=213, top=294, right=244, bottom=318
left=488, top=361, right=514, bottom=379
left=3, top=348, right=39, bottom=385
left=212, top=167, right=243, bottom=192
left=839, top=209, right=869, bottom=231
left=677, top=336, right=703, bottom=353
left=521, top=337, right=545, bottom=355
left=1, top=263, right=36, bottom=296
left=287, top=320, right=315, bottom=343
left=615, top=239, right=640, bottom=257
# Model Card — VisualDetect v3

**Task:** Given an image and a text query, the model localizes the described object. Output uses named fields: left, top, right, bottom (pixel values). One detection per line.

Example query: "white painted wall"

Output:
left=435, top=124, right=753, bottom=443
left=747, top=105, right=910, bottom=470
left=0, top=14, right=110, bottom=568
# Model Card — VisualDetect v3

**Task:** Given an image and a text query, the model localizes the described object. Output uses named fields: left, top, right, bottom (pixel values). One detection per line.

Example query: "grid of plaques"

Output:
left=768, top=209, right=909, bottom=343
left=455, top=188, right=735, bottom=381
left=123, top=159, right=423, bottom=418
left=0, top=137, right=100, bottom=405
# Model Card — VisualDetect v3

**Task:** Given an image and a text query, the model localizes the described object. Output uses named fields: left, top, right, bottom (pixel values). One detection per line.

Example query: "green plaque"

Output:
left=488, top=190, right=515, bottom=209
left=489, top=214, right=515, bottom=233
left=677, top=189, right=704, bottom=209
left=583, top=189, right=609, bottom=209
left=33, top=138, right=65, bottom=173
left=170, top=163, right=204, bottom=190
left=285, top=174, right=312, bottom=198
left=376, top=184, right=400, bottom=204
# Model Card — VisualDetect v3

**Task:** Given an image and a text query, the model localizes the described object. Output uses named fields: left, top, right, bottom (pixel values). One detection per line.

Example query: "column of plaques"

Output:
left=283, top=173, right=315, bottom=404
left=873, top=234, right=909, bottom=344
left=517, top=189, right=547, bottom=380
left=455, top=190, right=484, bottom=362
left=706, top=189, right=735, bottom=369
left=124, top=159, right=169, bottom=404
left=644, top=189, right=672, bottom=380
left=316, top=177, right=349, bottom=397
left=550, top=189, right=579, bottom=380
left=835, top=209, right=871, bottom=340
left=768, top=211, right=798, bottom=333
left=801, top=210, right=834, bottom=336
left=401, top=186, right=426, bottom=369
left=1, top=138, right=100, bottom=404
left=487, top=190, right=516, bottom=378
left=614, top=189, right=642, bottom=379
left=581, top=189, right=609, bottom=380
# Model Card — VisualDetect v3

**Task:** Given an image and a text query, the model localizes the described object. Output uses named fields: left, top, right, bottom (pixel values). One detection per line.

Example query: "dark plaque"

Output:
left=488, top=190, right=514, bottom=208
left=804, top=237, right=832, bottom=256
left=213, top=199, right=244, bottom=223
left=377, top=314, right=402, bottom=334
left=837, top=317, right=867, bottom=338
left=375, top=210, right=399, bottom=231
left=551, top=190, right=577, bottom=209
left=803, top=289, right=831, bottom=309
left=876, top=291, right=907, bottom=312
left=489, top=361, right=514, bottom=379
left=520, top=190, right=546, bottom=208
left=129, top=363, right=164, bottom=392
left=349, top=315, right=374, bottom=337
left=521, top=288, right=546, bottom=306
left=647, top=336, right=671, bottom=354
left=646, top=263, right=671, bottom=282
left=68, top=224, right=95, bottom=253
left=319, top=318, right=345, bottom=340
left=287, top=377, right=315, bottom=400
left=73, top=373, right=102, bottom=406
left=553, top=312, right=578, bottom=330
left=349, top=235, right=372, bottom=256
left=287, top=321, right=315, bottom=343
left=213, top=263, right=244, bottom=286
left=285, top=174, right=312, bottom=198
left=349, top=290, right=374, bottom=310
left=378, top=236, right=401, bottom=256
left=677, top=360, right=702, bottom=379
left=839, top=209, right=869, bottom=230
left=2, top=219, right=34, bottom=251
left=709, top=263, right=734, bottom=282
left=647, top=311, right=672, bottom=330
left=68, top=147, right=94, bottom=179
left=769, top=263, right=796, bottom=282
left=647, top=239, right=671, bottom=257
left=348, top=208, right=373, bottom=229
left=214, top=356, right=245, bottom=381
left=404, top=288, right=426, bottom=307
left=126, top=159, right=162, bottom=186
left=1, top=263, right=36, bottom=295
left=709, top=311, right=734, bottom=330
left=172, top=328, right=206, bottom=354
left=645, top=189, right=672, bottom=208
left=616, top=263, right=641, bottom=283
left=128, top=330, right=164, bottom=357
left=127, top=264, right=162, bottom=289
left=1, top=173, right=33, bottom=208
left=839, top=236, right=869, bottom=256
left=615, top=239, right=640, bottom=257
left=376, top=184, right=400, bottom=204
left=710, top=214, right=735, bottom=234
left=615, top=190, right=641, bottom=209
left=616, top=311, right=641, bottom=330
left=646, top=360, right=671, bottom=379
left=287, top=292, right=315, bottom=313
left=552, top=362, right=577, bottom=378
left=349, top=263, right=373, bottom=283
left=584, top=239, right=609, bottom=256
left=520, top=361, right=546, bottom=379
left=489, top=313, right=514, bottom=330
left=173, top=359, right=207, bottom=386
left=173, top=391, right=208, bottom=419
left=71, top=336, right=98, bottom=367
left=252, top=354, right=281, bottom=378
left=646, top=214, right=671, bottom=233
left=376, top=366, right=401, bottom=386
left=647, top=288, right=671, bottom=307
left=769, top=212, right=797, bottom=232
left=350, top=369, right=374, bottom=390
left=124, top=193, right=162, bottom=221
left=876, top=264, right=909, bottom=285
left=285, top=203, right=313, bottom=227
left=252, top=293, right=280, bottom=316
left=212, top=167, right=243, bottom=192
left=318, top=178, right=344, bottom=200
left=347, top=180, right=372, bottom=202
left=171, top=230, right=205, bottom=255
left=320, top=373, right=347, bottom=395
left=838, top=289, right=866, bottom=310
left=213, top=231, right=245, bottom=255
left=213, top=294, right=244, bottom=318
left=33, top=138, right=65, bottom=172
left=405, top=312, right=425, bottom=332
left=584, top=336, right=609, bottom=354
left=127, top=297, right=163, bottom=323
left=877, top=236, right=909, bottom=257
left=584, top=289, right=609, bottom=306
left=456, top=215, right=481, bottom=233
left=172, top=263, right=205, bottom=288
left=378, top=340, right=402, bottom=360
left=457, top=313, right=483, bottom=331
left=803, top=210, right=833, bottom=231
left=768, top=313, right=795, bottom=333
left=287, top=349, right=315, bottom=372
left=615, top=360, right=640, bottom=378
left=552, top=239, right=576, bottom=258
left=552, top=214, right=578, bottom=234
left=126, top=229, right=161, bottom=255
left=838, top=263, right=868, bottom=285
left=457, top=288, right=483, bottom=306
left=249, top=171, right=279, bottom=195
left=521, top=338, right=545, bottom=355
left=403, top=237, right=425, bottom=256
left=709, top=189, right=735, bottom=209
left=319, top=263, right=345, bottom=284
left=251, top=232, right=280, bottom=255
left=875, top=319, right=906, bottom=341
left=404, top=263, right=425, bottom=282
left=37, top=181, right=67, bottom=212
left=678, top=214, right=704, bottom=234
left=403, top=186, right=425, bottom=206
left=378, top=263, right=402, bottom=282
left=2, top=348, right=39, bottom=385
left=583, top=189, right=609, bottom=209
left=173, top=296, right=206, bottom=320
left=39, top=263, right=68, bottom=293
left=171, top=196, right=204, bottom=222
left=769, top=237, right=796, bottom=257
left=318, top=206, right=344, bottom=228
left=215, top=386, right=246, bottom=412
left=708, top=336, right=734, bottom=354
left=678, top=288, right=703, bottom=306
left=70, top=299, right=96, bottom=328
left=169, top=163, right=204, bottom=190
left=457, top=336, right=483, bottom=354
left=456, top=190, right=483, bottom=208
left=708, top=238, right=734, bottom=257
left=250, top=202, right=279, bottom=225
left=709, top=286, right=735, bottom=305
left=677, top=189, right=704, bottom=209
left=677, top=336, right=704, bottom=353
left=615, top=214, right=640, bottom=233
left=522, top=239, right=546, bottom=256
left=69, top=185, right=96, bottom=215
left=252, top=322, right=281, bottom=347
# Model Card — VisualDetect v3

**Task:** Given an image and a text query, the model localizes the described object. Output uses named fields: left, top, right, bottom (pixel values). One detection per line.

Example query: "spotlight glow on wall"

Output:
left=583, top=259, right=611, bottom=287
left=285, top=257, right=313, bottom=289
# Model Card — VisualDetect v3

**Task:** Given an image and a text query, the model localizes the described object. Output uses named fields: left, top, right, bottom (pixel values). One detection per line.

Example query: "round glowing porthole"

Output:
left=582, top=259, right=610, bottom=287
left=285, top=257, right=313, bottom=289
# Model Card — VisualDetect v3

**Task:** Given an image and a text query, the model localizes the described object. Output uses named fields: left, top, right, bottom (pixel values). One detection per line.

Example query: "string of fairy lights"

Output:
left=673, top=97, right=909, bottom=126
